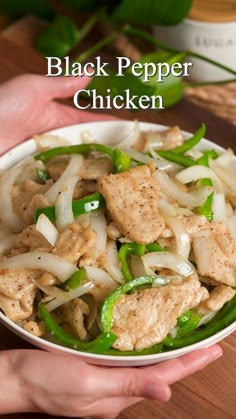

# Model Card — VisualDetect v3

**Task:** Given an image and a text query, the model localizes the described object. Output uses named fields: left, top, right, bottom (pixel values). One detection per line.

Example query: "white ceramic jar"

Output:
left=154, top=18, right=236, bottom=82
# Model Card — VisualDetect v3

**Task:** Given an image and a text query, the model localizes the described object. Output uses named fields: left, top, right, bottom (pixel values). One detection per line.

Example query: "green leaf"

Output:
left=36, top=16, right=80, bottom=58
left=85, top=69, right=156, bottom=109
left=111, top=0, right=193, bottom=25
left=137, top=51, right=185, bottom=108
left=0, top=0, right=55, bottom=19
left=63, top=0, right=97, bottom=12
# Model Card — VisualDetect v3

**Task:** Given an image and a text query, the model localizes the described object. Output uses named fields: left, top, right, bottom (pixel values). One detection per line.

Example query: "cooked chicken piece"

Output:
left=0, top=268, right=39, bottom=300
left=16, top=225, right=52, bottom=251
left=192, top=222, right=236, bottom=287
left=107, top=222, right=122, bottom=241
left=198, top=285, right=235, bottom=314
left=97, top=165, right=165, bottom=244
left=38, top=272, right=58, bottom=286
left=12, top=180, right=52, bottom=225
left=46, top=157, right=68, bottom=181
left=55, top=298, right=89, bottom=340
left=73, top=180, right=98, bottom=200
left=112, top=275, right=208, bottom=351
left=160, top=215, right=209, bottom=239
left=23, top=320, right=46, bottom=337
left=52, top=223, right=96, bottom=263
left=0, top=288, right=37, bottom=321
left=134, top=126, right=183, bottom=152
left=80, top=157, right=114, bottom=180
left=227, top=193, right=236, bottom=209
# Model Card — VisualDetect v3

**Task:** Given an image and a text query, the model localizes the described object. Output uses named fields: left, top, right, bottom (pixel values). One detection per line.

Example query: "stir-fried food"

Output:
left=0, top=122, right=235, bottom=355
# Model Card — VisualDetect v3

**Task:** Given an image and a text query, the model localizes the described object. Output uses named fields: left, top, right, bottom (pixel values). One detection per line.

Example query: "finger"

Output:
left=84, top=364, right=171, bottom=402
left=44, top=75, right=92, bottom=100
left=144, top=344, right=223, bottom=386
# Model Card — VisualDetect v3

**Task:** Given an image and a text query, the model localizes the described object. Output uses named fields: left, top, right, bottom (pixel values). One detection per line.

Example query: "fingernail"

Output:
left=208, top=345, right=223, bottom=361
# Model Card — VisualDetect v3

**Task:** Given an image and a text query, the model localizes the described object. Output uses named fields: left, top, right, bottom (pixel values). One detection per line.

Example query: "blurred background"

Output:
left=0, top=0, right=235, bottom=124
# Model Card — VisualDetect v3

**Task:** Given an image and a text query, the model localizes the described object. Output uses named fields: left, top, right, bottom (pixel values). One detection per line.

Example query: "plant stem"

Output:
left=74, top=33, right=117, bottom=63
left=185, top=78, right=236, bottom=87
left=79, top=14, right=97, bottom=41
left=123, top=25, right=236, bottom=78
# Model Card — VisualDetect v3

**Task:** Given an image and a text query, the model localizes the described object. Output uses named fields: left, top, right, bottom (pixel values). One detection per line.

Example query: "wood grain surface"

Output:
left=0, top=16, right=236, bottom=419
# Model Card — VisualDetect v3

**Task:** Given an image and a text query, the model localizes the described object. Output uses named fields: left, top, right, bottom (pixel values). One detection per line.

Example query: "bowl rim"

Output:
left=0, top=119, right=235, bottom=364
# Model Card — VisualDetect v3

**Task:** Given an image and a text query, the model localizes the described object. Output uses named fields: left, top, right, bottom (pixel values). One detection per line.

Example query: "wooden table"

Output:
left=0, top=17, right=236, bottom=419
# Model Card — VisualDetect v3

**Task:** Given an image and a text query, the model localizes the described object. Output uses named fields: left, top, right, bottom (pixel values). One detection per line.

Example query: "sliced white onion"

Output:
left=103, top=240, right=124, bottom=283
left=212, top=193, right=226, bottom=222
left=156, top=171, right=213, bottom=208
left=226, top=203, right=233, bottom=217
left=36, top=214, right=59, bottom=246
left=164, top=216, right=190, bottom=259
left=142, top=251, right=196, bottom=277
left=176, top=165, right=222, bottom=192
left=45, top=154, right=83, bottom=205
left=175, top=207, right=195, bottom=216
left=89, top=213, right=107, bottom=253
left=15, top=159, right=46, bottom=184
left=0, top=234, right=18, bottom=255
left=227, top=215, right=236, bottom=240
left=115, top=120, right=140, bottom=148
left=55, top=174, right=79, bottom=232
left=84, top=266, right=117, bottom=289
left=148, top=146, right=181, bottom=172
left=45, top=281, right=94, bottom=312
left=0, top=252, right=77, bottom=282
left=121, top=147, right=179, bottom=171
left=130, top=255, right=147, bottom=279
left=198, top=312, right=216, bottom=326
left=34, top=134, right=70, bottom=150
left=158, top=198, right=177, bottom=217
left=80, top=130, right=96, bottom=144
left=209, top=159, right=236, bottom=194
left=152, top=276, right=170, bottom=287
left=33, top=279, right=70, bottom=301
left=0, top=162, right=26, bottom=232
left=215, top=149, right=235, bottom=168
left=168, top=325, right=178, bottom=338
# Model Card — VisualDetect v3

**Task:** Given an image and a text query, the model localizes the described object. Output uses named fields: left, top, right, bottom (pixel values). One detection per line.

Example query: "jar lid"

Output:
left=189, top=0, right=236, bottom=23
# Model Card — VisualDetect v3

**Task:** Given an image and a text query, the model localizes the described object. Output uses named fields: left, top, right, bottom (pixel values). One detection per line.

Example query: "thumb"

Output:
left=84, top=365, right=171, bottom=401
left=44, top=75, right=92, bottom=99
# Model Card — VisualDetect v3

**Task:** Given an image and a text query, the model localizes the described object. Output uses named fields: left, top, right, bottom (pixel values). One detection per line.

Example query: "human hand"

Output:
left=1, top=345, right=222, bottom=418
left=0, top=73, right=115, bottom=154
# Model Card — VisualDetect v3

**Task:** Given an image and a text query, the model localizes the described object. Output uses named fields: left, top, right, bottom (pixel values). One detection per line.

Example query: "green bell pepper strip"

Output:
left=34, top=143, right=131, bottom=173
left=36, top=167, right=51, bottom=183
left=118, top=243, right=146, bottom=282
left=171, top=123, right=206, bottom=155
left=176, top=312, right=203, bottom=338
left=163, top=295, right=236, bottom=349
left=119, top=242, right=164, bottom=283
left=34, top=192, right=105, bottom=223
left=196, top=149, right=218, bottom=167
left=61, top=267, right=86, bottom=291
left=102, top=343, right=164, bottom=356
left=101, top=276, right=156, bottom=333
left=145, top=242, right=164, bottom=252
left=197, top=191, right=214, bottom=222
left=177, top=309, right=193, bottom=327
left=39, top=303, right=116, bottom=353
left=113, top=149, right=131, bottom=172
left=156, top=150, right=196, bottom=167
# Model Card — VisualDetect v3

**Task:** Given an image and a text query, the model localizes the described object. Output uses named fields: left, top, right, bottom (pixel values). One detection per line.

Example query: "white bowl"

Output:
left=0, top=120, right=235, bottom=367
